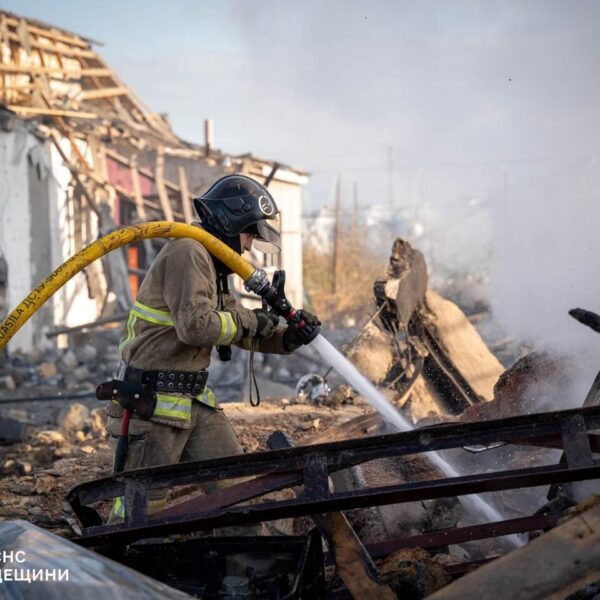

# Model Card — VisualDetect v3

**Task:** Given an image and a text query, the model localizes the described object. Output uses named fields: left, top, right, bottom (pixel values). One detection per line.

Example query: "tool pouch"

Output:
left=96, top=380, right=157, bottom=420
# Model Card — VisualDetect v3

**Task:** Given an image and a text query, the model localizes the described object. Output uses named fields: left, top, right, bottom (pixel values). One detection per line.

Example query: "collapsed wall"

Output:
left=311, top=238, right=600, bottom=565
left=345, top=238, right=504, bottom=424
left=422, top=289, right=504, bottom=403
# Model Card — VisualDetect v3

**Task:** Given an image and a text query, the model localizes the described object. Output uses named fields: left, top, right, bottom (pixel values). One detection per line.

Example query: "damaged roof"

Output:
left=0, top=10, right=181, bottom=147
left=0, top=10, right=307, bottom=181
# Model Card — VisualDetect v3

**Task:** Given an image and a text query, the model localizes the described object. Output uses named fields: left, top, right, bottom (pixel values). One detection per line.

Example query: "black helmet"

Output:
left=194, top=174, right=281, bottom=254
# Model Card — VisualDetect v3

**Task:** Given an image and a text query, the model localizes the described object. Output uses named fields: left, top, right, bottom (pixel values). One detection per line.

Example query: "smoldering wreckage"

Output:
left=1, top=13, right=600, bottom=600
left=2, top=238, right=600, bottom=600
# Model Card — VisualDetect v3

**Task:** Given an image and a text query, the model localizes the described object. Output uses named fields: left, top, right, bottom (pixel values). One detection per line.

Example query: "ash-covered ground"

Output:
left=0, top=395, right=369, bottom=538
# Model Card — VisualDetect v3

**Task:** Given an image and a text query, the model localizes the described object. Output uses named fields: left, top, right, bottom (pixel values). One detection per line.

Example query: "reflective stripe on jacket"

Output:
left=120, top=301, right=238, bottom=356
left=113, top=495, right=125, bottom=518
left=107, top=237, right=286, bottom=428
left=109, top=386, right=217, bottom=425
left=114, top=299, right=221, bottom=425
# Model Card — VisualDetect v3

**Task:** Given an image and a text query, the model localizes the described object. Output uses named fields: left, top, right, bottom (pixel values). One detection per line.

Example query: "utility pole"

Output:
left=331, top=174, right=341, bottom=295
left=387, top=144, right=394, bottom=206
left=353, top=181, right=358, bottom=228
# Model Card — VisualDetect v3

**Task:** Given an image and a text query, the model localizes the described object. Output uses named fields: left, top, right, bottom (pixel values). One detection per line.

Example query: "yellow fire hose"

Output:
left=0, top=222, right=256, bottom=351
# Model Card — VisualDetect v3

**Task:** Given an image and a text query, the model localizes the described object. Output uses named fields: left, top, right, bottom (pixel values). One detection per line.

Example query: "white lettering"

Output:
left=14, top=551, right=26, bottom=564
left=1, top=551, right=14, bottom=563
left=0, top=563, right=69, bottom=583
left=14, top=569, right=31, bottom=583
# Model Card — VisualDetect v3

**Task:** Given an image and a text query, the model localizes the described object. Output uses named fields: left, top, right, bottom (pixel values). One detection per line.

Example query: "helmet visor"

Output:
left=253, top=220, right=281, bottom=254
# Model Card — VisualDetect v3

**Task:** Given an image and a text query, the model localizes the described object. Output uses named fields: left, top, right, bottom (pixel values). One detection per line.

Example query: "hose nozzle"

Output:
left=245, top=269, right=321, bottom=344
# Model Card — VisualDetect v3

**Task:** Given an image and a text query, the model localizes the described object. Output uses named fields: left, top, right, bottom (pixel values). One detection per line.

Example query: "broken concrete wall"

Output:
left=345, top=322, right=396, bottom=385
left=0, top=125, right=106, bottom=353
left=0, top=124, right=46, bottom=353
left=422, top=289, right=504, bottom=402
left=48, top=137, right=104, bottom=342
left=345, top=238, right=504, bottom=423
left=27, top=136, right=55, bottom=340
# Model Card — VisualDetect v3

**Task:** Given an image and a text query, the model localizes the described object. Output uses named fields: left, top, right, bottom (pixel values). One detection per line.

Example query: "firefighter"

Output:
left=106, top=174, right=319, bottom=518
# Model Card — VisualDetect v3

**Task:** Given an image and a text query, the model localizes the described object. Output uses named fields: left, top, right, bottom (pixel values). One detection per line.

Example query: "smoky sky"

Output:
left=227, top=3, right=600, bottom=166
left=5, top=0, right=600, bottom=358
left=140, top=0, right=600, bottom=222
left=11, top=1, right=599, bottom=206
left=124, top=0, right=600, bottom=363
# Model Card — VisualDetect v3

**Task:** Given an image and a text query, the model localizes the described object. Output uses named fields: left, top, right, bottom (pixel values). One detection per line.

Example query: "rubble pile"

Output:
left=0, top=398, right=370, bottom=537
left=310, top=238, right=507, bottom=438
left=0, top=321, right=348, bottom=409
left=343, top=238, right=505, bottom=425
left=301, top=238, right=600, bottom=569
left=224, top=399, right=368, bottom=454
left=0, top=403, right=111, bottom=537
left=0, top=328, right=121, bottom=401
left=0, top=236, right=599, bottom=598
left=378, top=548, right=451, bottom=598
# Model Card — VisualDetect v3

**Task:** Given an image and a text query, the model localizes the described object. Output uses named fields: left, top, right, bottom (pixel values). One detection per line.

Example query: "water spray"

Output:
left=0, top=222, right=521, bottom=547
left=247, top=265, right=521, bottom=546
left=309, top=335, right=523, bottom=547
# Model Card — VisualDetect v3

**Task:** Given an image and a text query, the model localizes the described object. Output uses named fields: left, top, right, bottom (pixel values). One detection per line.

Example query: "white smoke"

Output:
left=490, top=159, right=600, bottom=406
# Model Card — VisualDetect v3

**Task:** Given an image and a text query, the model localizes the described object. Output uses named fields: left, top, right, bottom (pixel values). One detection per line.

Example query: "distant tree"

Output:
left=303, top=222, right=385, bottom=328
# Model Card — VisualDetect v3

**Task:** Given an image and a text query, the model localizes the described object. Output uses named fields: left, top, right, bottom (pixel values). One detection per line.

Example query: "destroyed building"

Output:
left=0, top=10, right=307, bottom=354
left=1, top=9, right=600, bottom=600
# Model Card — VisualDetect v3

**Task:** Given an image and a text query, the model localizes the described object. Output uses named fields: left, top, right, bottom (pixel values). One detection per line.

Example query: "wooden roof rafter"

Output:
left=3, top=30, right=97, bottom=59
left=0, top=12, right=307, bottom=224
left=7, top=106, right=98, bottom=119
left=77, top=54, right=147, bottom=125
left=0, top=64, right=113, bottom=79
left=0, top=11, right=183, bottom=148
left=1, top=11, right=98, bottom=48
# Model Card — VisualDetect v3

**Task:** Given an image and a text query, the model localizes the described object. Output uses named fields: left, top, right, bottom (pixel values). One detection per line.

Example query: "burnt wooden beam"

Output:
left=429, top=503, right=600, bottom=600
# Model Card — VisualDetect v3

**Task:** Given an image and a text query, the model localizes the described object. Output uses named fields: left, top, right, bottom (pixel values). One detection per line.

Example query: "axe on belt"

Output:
left=96, top=380, right=157, bottom=473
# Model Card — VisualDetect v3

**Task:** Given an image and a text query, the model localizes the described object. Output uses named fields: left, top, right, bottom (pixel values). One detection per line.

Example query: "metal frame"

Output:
left=365, top=514, right=561, bottom=558
left=68, top=406, right=600, bottom=548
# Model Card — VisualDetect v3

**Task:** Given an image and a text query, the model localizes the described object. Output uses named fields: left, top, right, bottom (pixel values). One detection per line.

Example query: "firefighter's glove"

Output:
left=253, top=309, right=279, bottom=339
left=282, top=310, right=321, bottom=352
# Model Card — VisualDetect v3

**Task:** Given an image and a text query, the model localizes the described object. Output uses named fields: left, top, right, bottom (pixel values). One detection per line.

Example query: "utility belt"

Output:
left=116, top=361, right=209, bottom=395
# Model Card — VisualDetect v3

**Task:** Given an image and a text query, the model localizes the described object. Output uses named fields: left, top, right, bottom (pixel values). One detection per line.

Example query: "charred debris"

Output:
left=0, top=236, right=600, bottom=599
left=1, top=10, right=600, bottom=600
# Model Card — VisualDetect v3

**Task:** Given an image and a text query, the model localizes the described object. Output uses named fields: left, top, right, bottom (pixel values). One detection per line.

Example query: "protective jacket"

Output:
left=106, top=235, right=288, bottom=428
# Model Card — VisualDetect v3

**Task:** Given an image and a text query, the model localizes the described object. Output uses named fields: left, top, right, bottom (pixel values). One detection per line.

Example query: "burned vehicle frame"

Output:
left=69, top=405, right=600, bottom=559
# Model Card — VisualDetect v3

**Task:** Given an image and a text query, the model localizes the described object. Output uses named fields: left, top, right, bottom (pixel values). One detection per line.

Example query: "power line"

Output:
left=308, top=155, right=591, bottom=174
